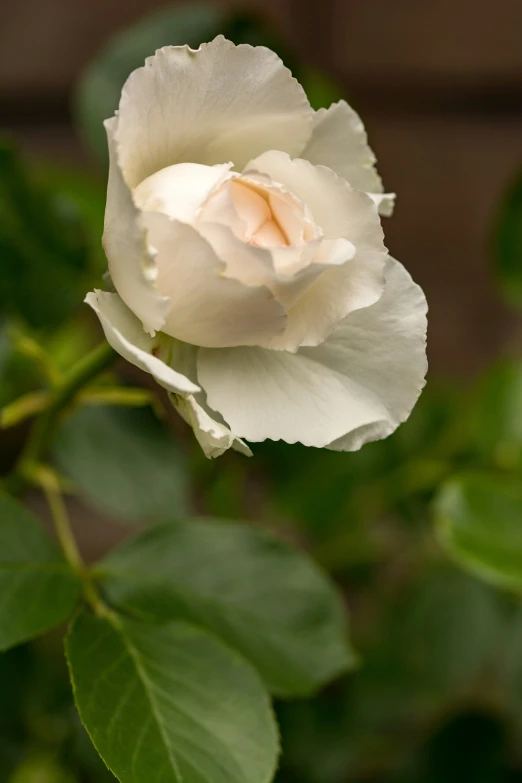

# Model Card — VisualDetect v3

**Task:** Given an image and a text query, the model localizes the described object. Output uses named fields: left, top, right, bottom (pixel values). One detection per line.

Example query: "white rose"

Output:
left=86, top=36, right=427, bottom=458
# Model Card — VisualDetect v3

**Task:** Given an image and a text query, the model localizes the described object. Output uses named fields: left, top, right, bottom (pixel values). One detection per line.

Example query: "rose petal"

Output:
left=197, top=257, right=427, bottom=448
left=114, top=36, right=313, bottom=188
left=197, top=221, right=274, bottom=289
left=229, top=180, right=272, bottom=238
left=103, top=119, right=169, bottom=335
left=248, top=152, right=387, bottom=348
left=200, top=171, right=318, bottom=278
left=84, top=291, right=199, bottom=396
left=133, top=162, right=233, bottom=224
left=173, top=394, right=252, bottom=459
left=199, top=220, right=360, bottom=352
left=148, top=215, right=287, bottom=348
left=317, top=257, right=428, bottom=451
left=300, top=100, right=395, bottom=217
left=238, top=170, right=320, bottom=251
left=198, top=346, right=385, bottom=448
left=265, top=238, right=362, bottom=350
left=249, top=151, right=383, bottom=242
left=199, top=222, right=352, bottom=311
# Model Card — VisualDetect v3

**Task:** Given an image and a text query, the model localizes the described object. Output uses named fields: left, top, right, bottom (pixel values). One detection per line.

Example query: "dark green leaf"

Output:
left=35, top=161, right=107, bottom=278
left=355, top=566, right=503, bottom=720
left=435, top=471, right=522, bottom=591
left=0, top=494, right=81, bottom=650
left=97, top=518, right=356, bottom=696
left=66, top=610, right=279, bottom=783
left=275, top=566, right=506, bottom=783
left=52, top=406, right=190, bottom=523
left=373, top=567, right=503, bottom=695
left=0, top=140, right=92, bottom=328
left=493, top=168, right=522, bottom=310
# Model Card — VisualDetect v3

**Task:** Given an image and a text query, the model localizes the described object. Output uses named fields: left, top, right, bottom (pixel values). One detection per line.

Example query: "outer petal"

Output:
left=114, top=36, right=313, bottom=188
left=148, top=215, right=287, bottom=348
left=86, top=291, right=248, bottom=457
left=300, top=101, right=395, bottom=217
left=198, top=346, right=386, bottom=447
left=197, top=258, right=427, bottom=448
left=173, top=395, right=252, bottom=459
left=315, top=257, right=428, bottom=451
left=103, top=119, right=169, bottom=335
left=247, top=152, right=387, bottom=349
left=84, top=291, right=199, bottom=396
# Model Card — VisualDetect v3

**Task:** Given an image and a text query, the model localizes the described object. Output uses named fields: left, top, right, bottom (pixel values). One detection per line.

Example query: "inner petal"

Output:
left=252, top=219, right=287, bottom=248
left=205, top=178, right=292, bottom=249
left=268, top=191, right=305, bottom=246
left=229, top=181, right=271, bottom=238
left=133, top=162, right=233, bottom=225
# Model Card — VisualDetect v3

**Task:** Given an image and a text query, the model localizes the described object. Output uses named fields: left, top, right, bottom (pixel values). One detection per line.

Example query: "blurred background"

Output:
left=1, top=1, right=522, bottom=782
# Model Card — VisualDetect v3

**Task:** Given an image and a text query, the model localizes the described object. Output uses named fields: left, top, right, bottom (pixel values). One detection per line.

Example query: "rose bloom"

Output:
left=86, top=36, right=427, bottom=458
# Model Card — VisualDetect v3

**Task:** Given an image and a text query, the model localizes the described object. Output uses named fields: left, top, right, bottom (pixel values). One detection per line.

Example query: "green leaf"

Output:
left=34, top=161, right=107, bottom=279
left=0, top=140, right=92, bottom=329
left=471, top=360, right=522, bottom=469
left=435, top=471, right=522, bottom=591
left=52, top=406, right=190, bottom=523
left=0, top=494, right=81, bottom=650
left=97, top=518, right=356, bottom=696
left=354, top=565, right=503, bottom=712
left=275, top=565, right=506, bottom=783
left=493, top=168, right=522, bottom=310
left=66, top=610, right=279, bottom=783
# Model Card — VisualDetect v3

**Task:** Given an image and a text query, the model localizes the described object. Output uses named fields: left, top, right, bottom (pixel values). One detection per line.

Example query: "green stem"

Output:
left=3, top=341, right=117, bottom=616
left=7, top=342, right=117, bottom=495
left=39, top=467, right=109, bottom=616
left=41, top=469, right=83, bottom=572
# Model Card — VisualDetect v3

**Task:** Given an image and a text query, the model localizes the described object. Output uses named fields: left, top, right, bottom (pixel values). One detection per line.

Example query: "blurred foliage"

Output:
left=494, top=169, right=522, bottom=311
left=0, top=494, right=81, bottom=651
left=0, top=141, right=105, bottom=330
left=436, top=472, right=522, bottom=591
left=52, top=405, right=190, bottom=523
left=1, top=2, right=522, bottom=782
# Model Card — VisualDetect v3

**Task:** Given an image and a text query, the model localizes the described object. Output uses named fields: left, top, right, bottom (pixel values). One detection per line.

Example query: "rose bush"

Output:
left=86, top=36, right=427, bottom=458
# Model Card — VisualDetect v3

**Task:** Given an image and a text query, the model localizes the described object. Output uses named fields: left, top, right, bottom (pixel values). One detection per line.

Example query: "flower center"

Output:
left=133, top=162, right=321, bottom=267
left=227, top=181, right=289, bottom=248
